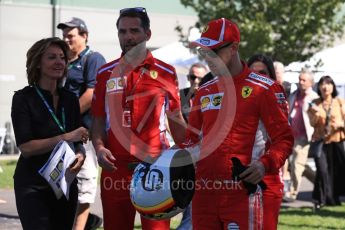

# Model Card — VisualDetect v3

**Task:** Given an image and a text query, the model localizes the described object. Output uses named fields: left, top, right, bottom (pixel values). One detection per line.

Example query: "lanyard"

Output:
left=34, top=86, right=66, bottom=133
left=68, top=48, right=91, bottom=70
left=123, top=67, right=146, bottom=108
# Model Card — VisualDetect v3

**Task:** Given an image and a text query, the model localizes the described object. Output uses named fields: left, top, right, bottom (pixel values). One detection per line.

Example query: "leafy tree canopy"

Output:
left=177, top=0, right=345, bottom=65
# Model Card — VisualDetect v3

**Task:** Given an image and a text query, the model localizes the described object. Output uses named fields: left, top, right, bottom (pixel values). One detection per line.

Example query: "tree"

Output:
left=177, top=0, right=345, bottom=65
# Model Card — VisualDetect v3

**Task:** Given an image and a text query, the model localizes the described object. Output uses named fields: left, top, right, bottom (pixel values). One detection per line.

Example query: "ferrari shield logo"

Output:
left=241, top=86, right=252, bottom=98
left=150, top=70, right=158, bottom=79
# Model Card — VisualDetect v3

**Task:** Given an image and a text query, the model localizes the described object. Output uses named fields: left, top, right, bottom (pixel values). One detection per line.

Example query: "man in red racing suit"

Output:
left=185, top=18, right=294, bottom=230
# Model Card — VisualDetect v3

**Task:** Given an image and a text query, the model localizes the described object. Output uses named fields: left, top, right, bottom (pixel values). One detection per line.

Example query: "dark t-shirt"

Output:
left=65, top=47, right=106, bottom=129
left=181, top=72, right=214, bottom=122
left=180, top=88, right=192, bottom=122
left=11, top=86, right=81, bottom=187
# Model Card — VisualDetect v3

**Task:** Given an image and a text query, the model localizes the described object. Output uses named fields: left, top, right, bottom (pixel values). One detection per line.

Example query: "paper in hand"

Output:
left=39, top=140, right=76, bottom=199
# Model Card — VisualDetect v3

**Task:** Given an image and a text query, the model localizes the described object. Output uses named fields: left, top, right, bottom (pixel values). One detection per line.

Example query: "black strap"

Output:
left=323, top=99, right=333, bottom=135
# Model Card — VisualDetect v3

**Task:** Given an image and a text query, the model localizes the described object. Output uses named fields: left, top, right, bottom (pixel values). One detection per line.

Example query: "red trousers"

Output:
left=262, top=175, right=284, bottom=230
left=192, top=187, right=263, bottom=229
left=100, top=160, right=170, bottom=230
left=192, top=175, right=282, bottom=230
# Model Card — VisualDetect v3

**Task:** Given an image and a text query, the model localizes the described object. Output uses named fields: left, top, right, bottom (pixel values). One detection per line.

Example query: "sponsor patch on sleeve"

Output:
left=277, top=99, right=289, bottom=113
left=200, top=93, right=224, bottom=112
left=275, top=92, right=286, bottom=99
left=248, top=73, right=274, bottom=86
left=106, top=76, right=126, bottom=93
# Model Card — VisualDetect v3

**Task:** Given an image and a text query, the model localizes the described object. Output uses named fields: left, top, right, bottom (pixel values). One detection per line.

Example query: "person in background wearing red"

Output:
left=247, top=53, right=292, bottom=227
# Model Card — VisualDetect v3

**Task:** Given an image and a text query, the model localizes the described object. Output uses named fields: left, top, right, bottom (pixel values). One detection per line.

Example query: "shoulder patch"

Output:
left=248, top=72, right=274, bottom=86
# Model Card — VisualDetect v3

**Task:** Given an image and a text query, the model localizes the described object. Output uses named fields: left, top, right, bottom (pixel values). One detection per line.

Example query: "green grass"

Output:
left=278, top=205, right=345, bottom=229
left=0, top=160, right=16, bottom=188
left=1, top=159, right=345, bottom=229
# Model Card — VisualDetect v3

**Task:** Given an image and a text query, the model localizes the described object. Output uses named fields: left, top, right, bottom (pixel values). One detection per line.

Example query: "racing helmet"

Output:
left=130, top=148, right=195, bottom=220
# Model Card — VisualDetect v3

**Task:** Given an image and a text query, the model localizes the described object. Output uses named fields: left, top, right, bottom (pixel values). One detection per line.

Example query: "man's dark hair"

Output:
left=116, top=8, right=150, bottom=31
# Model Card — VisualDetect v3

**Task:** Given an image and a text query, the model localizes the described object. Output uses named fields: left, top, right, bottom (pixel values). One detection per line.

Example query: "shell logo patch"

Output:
left=241, top=86, right=253, bottom=98
left=106, top=77, right=124, bottom=93
left=201, top=96, right=211, bottom=109
left=150, top=70, right=158, bottom=79
left=202, top=25, right=209, bottom=33
left=107, top=79, right=116, bottom=90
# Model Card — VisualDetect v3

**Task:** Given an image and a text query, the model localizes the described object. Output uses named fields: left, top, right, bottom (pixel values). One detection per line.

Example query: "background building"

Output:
left=0, top=0, right=198, bottom=129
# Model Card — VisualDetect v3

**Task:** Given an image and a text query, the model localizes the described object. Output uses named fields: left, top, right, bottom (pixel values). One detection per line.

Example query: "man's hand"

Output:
left=97, top=146, right=116, bottom=171
left=239, top=161, right=265, bottom=184
left=231, top=157, right=266, bottom=195
left=69, top=152, right=85, bottom=173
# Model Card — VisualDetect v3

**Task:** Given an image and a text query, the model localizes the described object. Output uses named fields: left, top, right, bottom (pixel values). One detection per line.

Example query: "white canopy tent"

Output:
left=285, top=43, right=345, bottom=84
left=152, top=41, right=202, bottom=89
left=285, top=43, right=345, bottom=98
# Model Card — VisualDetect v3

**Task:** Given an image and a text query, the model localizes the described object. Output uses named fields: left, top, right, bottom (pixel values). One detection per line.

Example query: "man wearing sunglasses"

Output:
left=180, top=63, right=207, bottom=122
left=185, top=18, right=294, bottom=229
left=91, top=7, right=186, bottom=230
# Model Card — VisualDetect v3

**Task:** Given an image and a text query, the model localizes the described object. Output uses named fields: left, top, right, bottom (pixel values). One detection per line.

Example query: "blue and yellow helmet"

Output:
left=130, top=148, right=195, bottom=220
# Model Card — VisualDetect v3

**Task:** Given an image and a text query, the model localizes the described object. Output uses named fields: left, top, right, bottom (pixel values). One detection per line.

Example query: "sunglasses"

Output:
left=197, top=43, right=232, bottom=58
left=188, top=74, right=201, bottom=81
left=120, top=7, right=147, bottom=15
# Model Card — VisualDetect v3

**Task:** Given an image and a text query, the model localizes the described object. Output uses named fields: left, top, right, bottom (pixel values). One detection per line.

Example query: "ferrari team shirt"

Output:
left=92, top=51, right=181, bottom=160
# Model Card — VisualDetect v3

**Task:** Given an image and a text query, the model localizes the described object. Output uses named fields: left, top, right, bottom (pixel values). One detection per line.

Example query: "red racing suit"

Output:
left=185, top=62, right=294, bottom=230
left=91, top=51, right=181, bottom=230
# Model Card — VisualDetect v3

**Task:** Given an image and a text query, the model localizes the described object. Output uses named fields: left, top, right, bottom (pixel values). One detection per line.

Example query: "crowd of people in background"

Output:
left=7, top=6, right=345, bottom=230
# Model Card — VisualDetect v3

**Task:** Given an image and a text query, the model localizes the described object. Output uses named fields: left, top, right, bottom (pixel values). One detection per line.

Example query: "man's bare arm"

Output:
left=79, top=88, right=94, bottom=114
left=167, top=110, right=187, bottom=145
left=91, top=117, right=116, bottom=171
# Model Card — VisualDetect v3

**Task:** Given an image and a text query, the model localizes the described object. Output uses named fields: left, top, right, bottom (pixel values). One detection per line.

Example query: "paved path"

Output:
left=0, top=154, right=315, bottom=229
left=0, top=179, right=315, bottom=229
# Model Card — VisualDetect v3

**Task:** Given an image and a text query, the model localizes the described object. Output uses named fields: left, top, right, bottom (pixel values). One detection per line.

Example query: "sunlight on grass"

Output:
left=0, top=160, right=16, bottom=189
left=278, top=205, right=345, bottom=229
